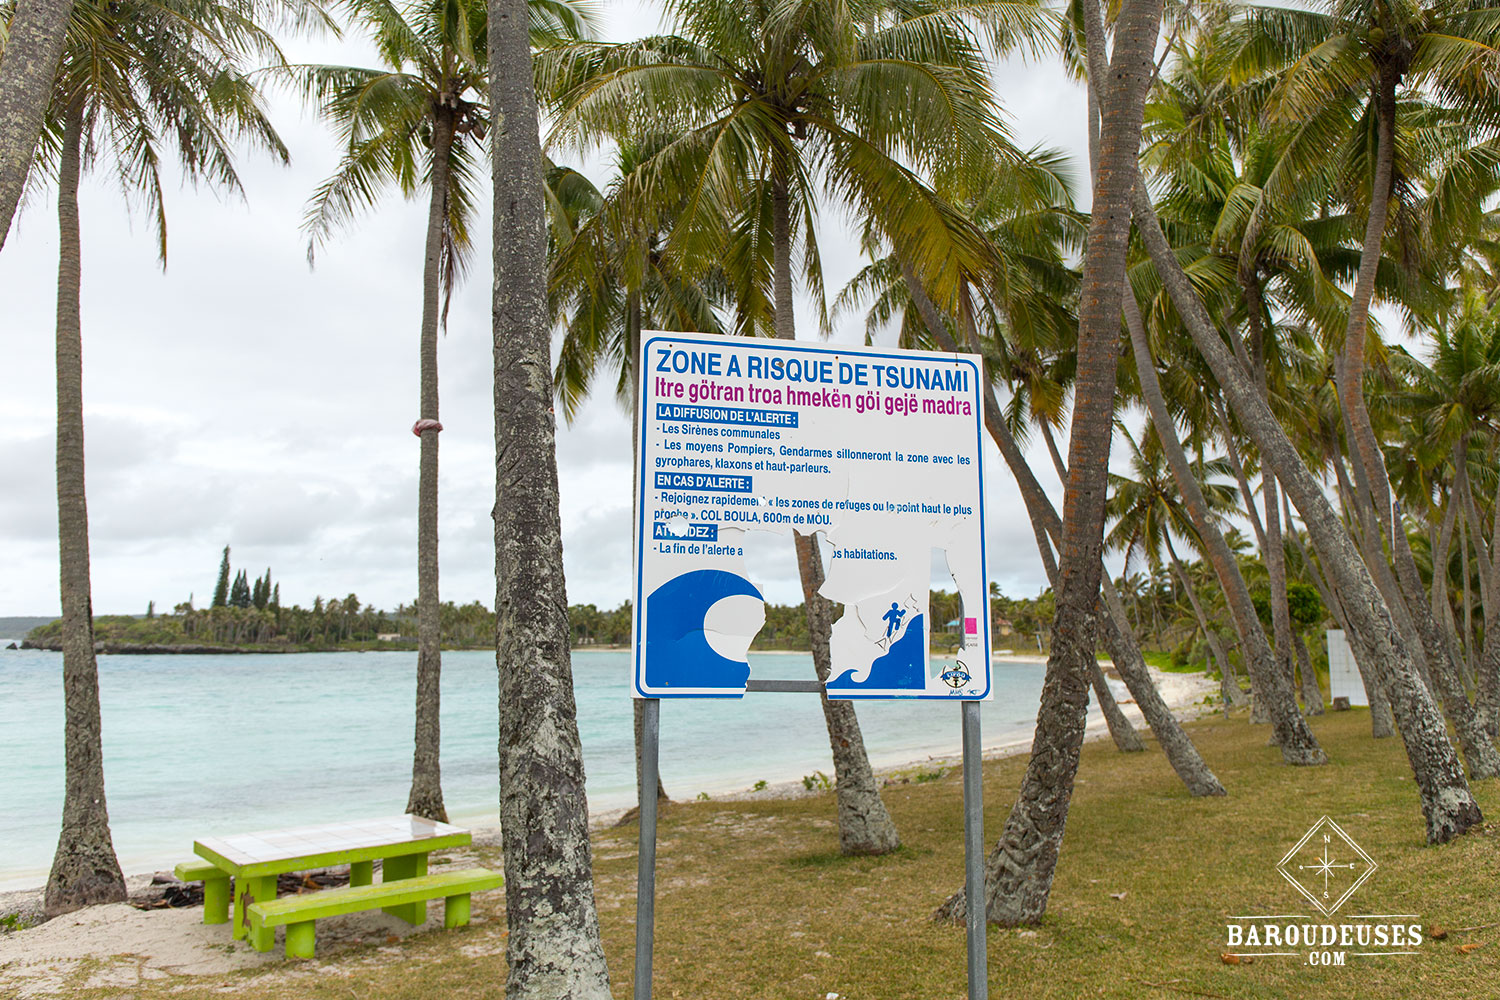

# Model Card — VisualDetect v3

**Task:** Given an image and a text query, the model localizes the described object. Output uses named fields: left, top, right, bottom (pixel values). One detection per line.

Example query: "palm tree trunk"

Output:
left=1088, top=653, right=1146, bottom=752
left=1387, top=500, right=1500, bottom=775
left=1124, top=288, right=1314, bottom=754
left=771, top=172, right=898, bottom=855
left=406, top=104, right=455, bottom=824
left=1034, top=412, right=1220, bottom=784
left=1215, top=412, right=1269, bottom=553
left=1429, top=459, right=1464, bottom=675
left=1262, top=471, right=1298, bottom=690
left=44, top=96, right=127, bottom=918
left=1480, top=477, right=1500, bottom=729
left=965, top=0, right=1163, bottom=925
left=1238, top=246, right=1294, bottom=701
left=1211, top=400, right=1278, bottom=726
left=1098, top=575, right=1225, bottom=797
left=488, top=4, right=611, bottom=993
left=1166, top=542, right=1245, bottom=711
left=1131, top=172, right=1483, bottom=843
left=1457, top=459, right=1500, bottom=731
left=1335, top=387, right=1440, bottom=702
left=1030, top=418, right=1163, bottom=752
left=1324, top=450, right=1397, bottom=736
left=1293, top=630, right=1324, bottom=715
left=0, top=0, right=74, bottom=250
left=795, top=528, right=903, bottom=852
left=1339, top=72, right=1399, bottom=549
left=1459, top=487, right=1478, bottom=684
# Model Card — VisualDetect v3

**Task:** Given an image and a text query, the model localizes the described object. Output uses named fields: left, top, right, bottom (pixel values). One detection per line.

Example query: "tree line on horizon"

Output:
left=6, top=0, right=1500, bottom=992
left=28, top=581, right=1084, bottom=652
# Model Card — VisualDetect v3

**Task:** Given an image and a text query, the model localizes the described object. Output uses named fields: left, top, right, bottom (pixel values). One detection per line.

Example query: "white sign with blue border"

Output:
left=633, top=333, right=990, bottom=700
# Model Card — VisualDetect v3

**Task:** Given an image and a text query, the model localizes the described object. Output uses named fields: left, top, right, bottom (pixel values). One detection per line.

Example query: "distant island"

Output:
left=18, top=589, right=1036, bottom=655
left=12, top=547, right=1042, bottom=655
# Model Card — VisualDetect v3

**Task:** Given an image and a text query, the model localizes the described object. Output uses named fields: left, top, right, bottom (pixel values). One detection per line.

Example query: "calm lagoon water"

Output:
left=0, top=646, right=1104, bottom=890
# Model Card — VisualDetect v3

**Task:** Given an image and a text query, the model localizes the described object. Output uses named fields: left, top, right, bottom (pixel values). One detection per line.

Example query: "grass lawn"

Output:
left=33, top=709, right=1500, bottom=998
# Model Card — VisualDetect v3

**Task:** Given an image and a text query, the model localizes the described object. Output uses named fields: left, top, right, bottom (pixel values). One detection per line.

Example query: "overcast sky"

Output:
left=0, top=2, right=1093, bottom=617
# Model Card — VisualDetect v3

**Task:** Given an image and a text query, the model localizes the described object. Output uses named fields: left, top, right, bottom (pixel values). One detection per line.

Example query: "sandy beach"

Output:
left=0, top=662, right=1214, bottom=996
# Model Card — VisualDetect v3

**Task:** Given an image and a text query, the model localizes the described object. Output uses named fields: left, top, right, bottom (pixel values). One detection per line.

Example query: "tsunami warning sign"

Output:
left=632, top=333, right=991, bottom=701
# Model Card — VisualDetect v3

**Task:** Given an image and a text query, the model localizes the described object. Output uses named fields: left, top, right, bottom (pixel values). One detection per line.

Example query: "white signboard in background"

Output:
left=1326, top=629, right=1368, bottom=706
left=632, top=333, right=990, bottom=700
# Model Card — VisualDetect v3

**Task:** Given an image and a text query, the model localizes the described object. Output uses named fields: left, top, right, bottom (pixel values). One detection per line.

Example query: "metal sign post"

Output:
left=630, top=333, right=994, bottom=998
left=631, top=694, right=989, bottom=999
left=633, top=697, right=660, bottom=1000
left=962, top=699, right=987, bottom=999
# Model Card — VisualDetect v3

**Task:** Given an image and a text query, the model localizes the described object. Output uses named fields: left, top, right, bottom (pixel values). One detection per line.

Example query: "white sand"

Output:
left=0, top=664, right=1215, bottom=995
left=0, top=893, right=455, bottom=995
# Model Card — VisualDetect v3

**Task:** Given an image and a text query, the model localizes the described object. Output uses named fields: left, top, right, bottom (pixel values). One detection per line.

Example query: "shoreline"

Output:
left=0, top=664, right=1213, bottom=917
left=587, top=663, right=1215, bottom=825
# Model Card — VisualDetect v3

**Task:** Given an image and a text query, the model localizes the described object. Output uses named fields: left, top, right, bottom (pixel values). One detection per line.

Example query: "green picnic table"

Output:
left=191, top=814, right=475, bottom=952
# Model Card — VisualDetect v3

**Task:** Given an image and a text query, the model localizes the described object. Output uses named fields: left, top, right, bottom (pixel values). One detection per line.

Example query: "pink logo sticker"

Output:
left=965, top=617, right=978, bottom=635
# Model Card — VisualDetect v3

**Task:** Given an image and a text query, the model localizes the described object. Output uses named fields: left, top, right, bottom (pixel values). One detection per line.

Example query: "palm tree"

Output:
left=1398, top=291, right=1500, bottom=729
left=953, top=0, right=1165, bottom=921
left=488, top=0, right=611, bottom=990
left=1194, top=5, right=1500, bottom=774
left=1233, top=0, right=1500, bottom=746
left=290, top=0, right=592, bottom=822
left=1134, top=29, right=1355, bottom=739
left=39, top=0, right=292, bottom=915
left=921, top=0, right=1170, bottom=923
left=542, top=0, right=1047, bottom=856
left=0, top=0, right=75, bottom=248
left=1240, top=0, right=1500, bottom=544
left=550, top=139, right=724, bottom=423
left=1128, top=92, right=1485, bottom=844
left=547, top=139, right=725, bottom=809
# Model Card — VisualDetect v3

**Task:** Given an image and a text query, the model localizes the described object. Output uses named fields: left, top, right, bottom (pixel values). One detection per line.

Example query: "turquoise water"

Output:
left=0, top=647, right=1089, bottom=890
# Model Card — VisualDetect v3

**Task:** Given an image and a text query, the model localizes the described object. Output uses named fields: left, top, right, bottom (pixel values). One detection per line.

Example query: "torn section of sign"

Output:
left=633, top=332, right=990, bottom=700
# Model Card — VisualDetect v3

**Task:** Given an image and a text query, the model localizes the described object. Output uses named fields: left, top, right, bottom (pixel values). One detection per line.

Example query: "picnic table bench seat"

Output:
left=247, top=867, right=503, bottom=958
left=173, top=860, right=232, bottom=925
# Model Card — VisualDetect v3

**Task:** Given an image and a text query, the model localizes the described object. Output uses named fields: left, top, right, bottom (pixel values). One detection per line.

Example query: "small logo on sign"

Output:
left=940, top=665, right=971, bottom=689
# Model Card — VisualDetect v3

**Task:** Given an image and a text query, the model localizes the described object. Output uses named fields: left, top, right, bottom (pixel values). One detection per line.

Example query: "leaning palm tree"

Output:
left=1397, top=290, right=1500, bottom=729
left=1238, top=0, right=1500, bottom=545
left=38, top=0, right=293, bottom=916
left=541, top=0, right=1054, bottom=856
left=1234, top=0, right=1500, bottom=746
left=289, top=0, right=593, bottom=821
left=1128, top=61, right=1484, bottom=843
left=1132, top=22, right=1342, bottom=748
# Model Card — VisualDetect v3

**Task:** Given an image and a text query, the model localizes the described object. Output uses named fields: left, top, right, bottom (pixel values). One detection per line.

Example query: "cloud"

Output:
left=0, top=7, right=1083, bottom=617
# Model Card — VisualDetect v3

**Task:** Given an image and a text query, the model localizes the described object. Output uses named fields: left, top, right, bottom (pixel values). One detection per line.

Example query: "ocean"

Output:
left=0, top=646, right=1099, bottom=891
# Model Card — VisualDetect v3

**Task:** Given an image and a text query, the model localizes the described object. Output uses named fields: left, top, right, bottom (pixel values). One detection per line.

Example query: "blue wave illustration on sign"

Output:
left=644, top=570, right=762, bottom=691
left=827, top=613, right=926, bottom=691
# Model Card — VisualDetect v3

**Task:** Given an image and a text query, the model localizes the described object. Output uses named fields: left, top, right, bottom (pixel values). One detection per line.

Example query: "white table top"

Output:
left=195, top=814, right=469, bottom=872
